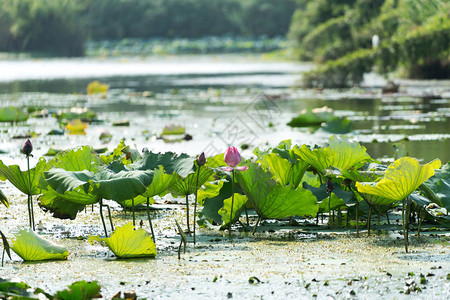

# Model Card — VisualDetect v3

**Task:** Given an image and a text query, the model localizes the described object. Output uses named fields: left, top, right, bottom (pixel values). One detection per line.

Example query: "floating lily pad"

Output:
left=0, top=106, right=28, bottom=122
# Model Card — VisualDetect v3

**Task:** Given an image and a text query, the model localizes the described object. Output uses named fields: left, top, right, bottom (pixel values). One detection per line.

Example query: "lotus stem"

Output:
left=105, top=203, right=114, bottom=231
left=26, top=156, right=35, bottom=230
left=146, top=197, right=156, bottom=242
left=185, top=195, right=190, bottom=234
left=377, top=212, right=381, bottom=234
left=417, top=207, right=423, bottom=236
left=244, top=206, right=249, bottom=227
left=386, top=212, right=390, bottom=225
left=402, top=198, right=408, bottom=253
left=131, top=198, right=136, bottom=226
left=1, top=247, right=5, bottom=267
left=99, top=199, right=108, bottom=237
left=229, top=169, right=235, bottom=239
left=367, top=205, right=372, bottom=236
left=328, top=193, right=332, bottom=229
left=193, top=165, right=201, bottom=245
left=406, top=197, right=410, bottom=252
left=252, top=216, right=262, bottom=235
left=356, top=200, right=359, bottom=238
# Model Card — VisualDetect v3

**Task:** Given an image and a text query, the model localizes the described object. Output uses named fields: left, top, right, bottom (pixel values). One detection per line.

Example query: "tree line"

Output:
left=0, top=0, right=296, bottom=56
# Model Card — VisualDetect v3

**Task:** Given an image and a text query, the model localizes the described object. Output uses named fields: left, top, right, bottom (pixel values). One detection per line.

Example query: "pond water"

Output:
left=0, top=55, right=449, bottom=165
left=0, top=55, right=449, bottom=298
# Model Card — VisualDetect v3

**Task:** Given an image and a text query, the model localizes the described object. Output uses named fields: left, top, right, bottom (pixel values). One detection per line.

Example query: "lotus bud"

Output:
left=22, top=139, right=33, bottom=156
left=197, top=152, right=206, bottom=167
left=326, top=178, right=334, bottom=193
left=224, top=146, right=241, bottom=167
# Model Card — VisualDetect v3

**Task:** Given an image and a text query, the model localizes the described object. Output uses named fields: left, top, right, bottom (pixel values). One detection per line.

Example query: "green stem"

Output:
left=1, top=247, right=5, bottom=267
left=147, top=197, right=156, bottom=242
left=328, top=193, right=332, bottom=229
left=244, top=206, right=249, bottom=227
left=417, top=207, right=423, bottom=236
left=405, top=197, right=410, bottom=252
left=402, top=198, right=408, bottom=253
left=105, top=203, right=114, bottom=231
left=99, top=199, right=108, bottom=237
left=132, top=198, right=136, bottom=226
left=193, top=165, right=201, bottom=245
left=229, top=169, right=235, bottom=239
left=367, top=205, right=372, bottom=236
left=185, top=195, right=190, bottom=234
left=377, top=212, right=381, bottom=234
left=252, top=216, right=262, bottom=235
left=356, top=200, right=359, bottom=238
left=26, top=156, right=35, bottom=230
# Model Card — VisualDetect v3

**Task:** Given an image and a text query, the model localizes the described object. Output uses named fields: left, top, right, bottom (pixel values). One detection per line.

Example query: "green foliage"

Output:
left=11, top=228, right=69, bottom=261
left=298, top=136, right=372, bottom=173
left=55, top=281, right=101, bottom=300
left=236, top=162, right=319, bottom=219
left=0, top=0, right=85, bottom=56
left=0, top=158, right=47, bottom=195
left=356, top=157, right=441, bottom=201
left=89, top=223, right=156, bottom=258
left=0, top=0, right=297, bottom=56
left=0, top=107, right=28, bottom=122
left=292, top=0, right=450, bottom=87
left=218, top=193, right=248, bottom=227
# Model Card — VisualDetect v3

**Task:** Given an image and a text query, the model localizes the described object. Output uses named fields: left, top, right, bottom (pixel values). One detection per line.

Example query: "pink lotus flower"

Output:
left=222, top=147, right=248, bottom=172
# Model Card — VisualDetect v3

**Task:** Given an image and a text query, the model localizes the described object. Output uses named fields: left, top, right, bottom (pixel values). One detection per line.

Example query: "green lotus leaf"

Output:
left=132, top=149, right=195, bottom=177
left=303, top=183, right=354, bottom=212
left=360, top=193, right=398, bottom=208
left=421, top=163, right=450, bottom=209
left=206, top=153, right=225, bottom=169
left=0, top=278, right=32, bottom=298
left=43, top=146, right=100, bottom=172
left=436, top=175, right=450, bottom=211
left=142, top=166, right=175, bottom=198
left=38, top=189, right=96, bottom=220
left=287, top=106, right=334, bottom=127
left=0, top=158, right=47, bottom=195
left=198, top=180, right=233, bottom=226
left=197, top=180, right=224, bottom=206
left=90, top=223, right=156, bottom=258
left=169, top=167, right=214, bottom=196
left=259, top=153, right=308, bottom=188
left=0, top=106, right=28, bottom=122
left=298, top=136, right=372, bottom=173
left=218, top=193, right=248, bottom=227
left=356, top=157, right=442, bottom=201
left=55, top=280, right=101, bottom=300
left=300, top=171, right=321, bottom=188
left=11, top=228, right=69, bottom=261
left=237, top=163, right=319, bottom=219
left=0, top=189, right=8, bottom=208
left=44, top=168, right=153, bottom=202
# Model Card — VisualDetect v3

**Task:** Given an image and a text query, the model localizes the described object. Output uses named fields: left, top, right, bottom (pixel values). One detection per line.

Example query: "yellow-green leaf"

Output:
left=90, top=223, right=156, bottom=258
left=11, top=229, right=69, bottom=261
left=298, top=135, right=371, bottom=172
left=356, top=157, right=441, bottom=201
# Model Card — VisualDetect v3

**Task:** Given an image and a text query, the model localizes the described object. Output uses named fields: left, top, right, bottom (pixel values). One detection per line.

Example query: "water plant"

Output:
left=356, top=157, right=441, bottom=252
left=11, top=228, right=69, bottom=261
left=0, top=141, right=46, bottom=230
left=222, top=147, right=248, bottom=237
left=89, top=223, right=156, bottom=259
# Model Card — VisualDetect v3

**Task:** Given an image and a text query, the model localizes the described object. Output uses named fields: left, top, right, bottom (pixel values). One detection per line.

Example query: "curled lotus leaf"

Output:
left=89, top=223, right=156, bottom=258
left=11, top=228, right=69, bottom=261
left=356, top=157, right=441, bottom=201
